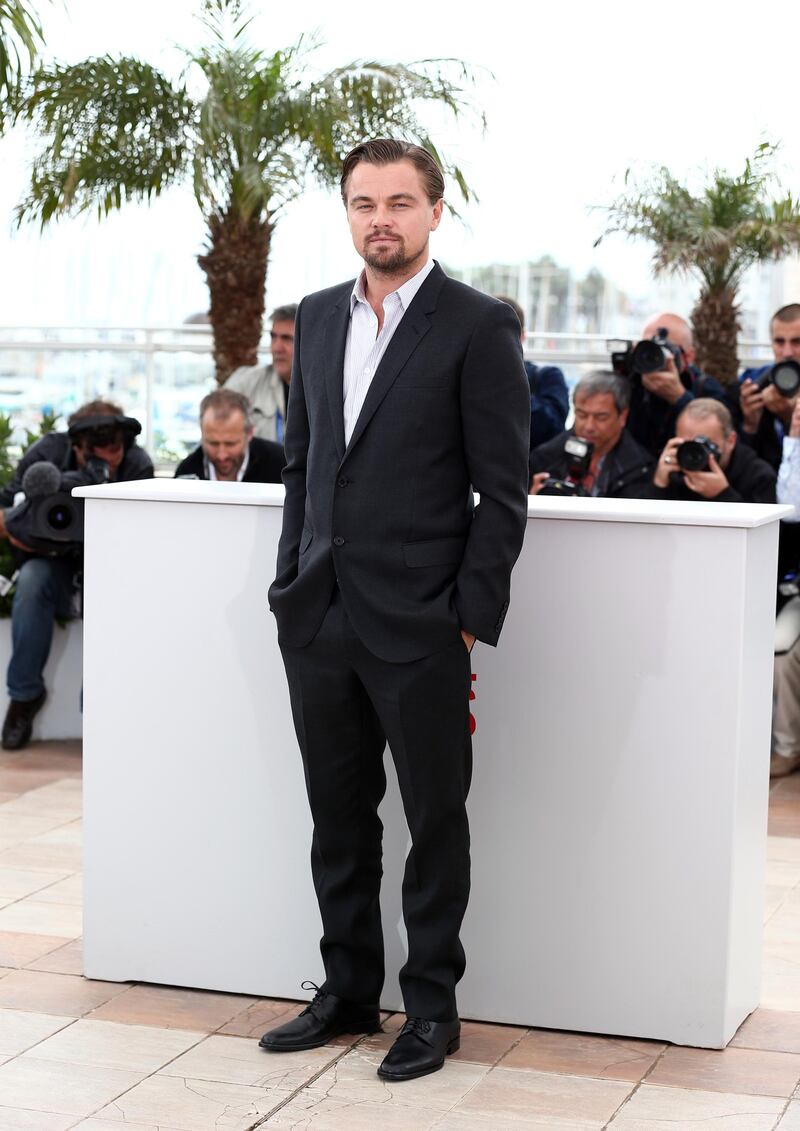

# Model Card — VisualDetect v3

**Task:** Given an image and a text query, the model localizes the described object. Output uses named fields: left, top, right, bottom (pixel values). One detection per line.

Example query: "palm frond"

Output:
left=599, top=145, right=800, bottom=292
left=14, top=56, right=194, bottom=225
left=0, top=0, right=46, bottom=111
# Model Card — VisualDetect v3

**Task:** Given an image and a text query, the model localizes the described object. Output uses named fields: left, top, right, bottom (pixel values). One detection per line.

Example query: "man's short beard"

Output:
left=363, top=241, right=414, bottom=275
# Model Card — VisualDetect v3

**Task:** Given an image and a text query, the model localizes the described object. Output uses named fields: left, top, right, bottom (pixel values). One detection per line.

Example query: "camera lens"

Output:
left=631, top=339, right=669, bottom=375
left=772, top=361, right=800, bottom=397
left=676, top=440, right=709, bottom=473
left=46, top=504, right=74, bottom=532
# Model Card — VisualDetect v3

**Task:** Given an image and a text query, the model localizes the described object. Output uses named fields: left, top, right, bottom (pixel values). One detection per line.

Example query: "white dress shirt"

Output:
left=778, top=435, right=800, bottom=522
left=343, top=258, right=435, bottom=446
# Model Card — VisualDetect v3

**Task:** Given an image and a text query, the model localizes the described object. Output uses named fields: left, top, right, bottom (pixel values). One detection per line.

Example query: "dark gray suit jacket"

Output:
left=268, top=262, right=530, bottom=663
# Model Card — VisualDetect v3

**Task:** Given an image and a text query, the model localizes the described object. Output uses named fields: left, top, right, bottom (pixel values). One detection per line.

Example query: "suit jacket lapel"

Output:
left=323, top=291, right=350, bottom=462
left=343, top=263, right=445, bottom=460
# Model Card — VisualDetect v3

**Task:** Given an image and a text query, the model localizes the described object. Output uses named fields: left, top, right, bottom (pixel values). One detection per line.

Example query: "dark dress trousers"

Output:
left=268, top=262, right=530, bottom=1021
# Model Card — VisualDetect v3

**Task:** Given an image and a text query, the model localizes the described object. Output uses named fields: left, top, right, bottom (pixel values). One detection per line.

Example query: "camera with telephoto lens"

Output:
left=676, top=435, right=722, bottom=473
left=756, top=359, right=800, bottom=398
left=539, top=435, right=594, bottom=496
left=608, top=326, right=683, bottom=380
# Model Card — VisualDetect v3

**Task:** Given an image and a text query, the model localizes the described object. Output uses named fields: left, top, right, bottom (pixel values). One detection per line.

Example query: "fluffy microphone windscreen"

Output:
left=21, top=461, right=62, bottom=498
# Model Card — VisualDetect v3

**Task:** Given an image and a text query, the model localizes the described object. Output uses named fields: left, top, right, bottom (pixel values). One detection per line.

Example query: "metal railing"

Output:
left=0, top=324, right=776, bottom=466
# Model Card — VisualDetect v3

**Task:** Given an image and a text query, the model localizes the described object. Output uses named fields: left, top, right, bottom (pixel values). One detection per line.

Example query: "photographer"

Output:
left=530, top=370, right=653, bottom=498
left=0, top=399, right=153, bottom=750
left=650, top=398, right=776, bottom=505
left=739, top=303, right=800, bottom=472
left=624, top=313, right=728, bottom=459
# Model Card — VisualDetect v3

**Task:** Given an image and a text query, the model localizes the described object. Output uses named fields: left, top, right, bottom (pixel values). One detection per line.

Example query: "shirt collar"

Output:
left=349, top=257, right=435, bottom=315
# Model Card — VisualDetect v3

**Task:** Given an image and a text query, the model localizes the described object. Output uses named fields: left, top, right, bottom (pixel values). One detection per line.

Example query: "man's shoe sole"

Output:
left=259, top=1021, right=380, bottom=1052
left=376, top=1035, right=461, bottom=1081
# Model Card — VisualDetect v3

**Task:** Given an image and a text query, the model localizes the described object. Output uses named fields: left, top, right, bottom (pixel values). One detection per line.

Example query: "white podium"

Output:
left=76, top=480, right=788, bottom=1048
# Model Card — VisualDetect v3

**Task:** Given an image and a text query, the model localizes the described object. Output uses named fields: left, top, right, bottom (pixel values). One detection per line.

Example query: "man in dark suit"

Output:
left=261, top=139, right=530, bottom=1081
left=173, top=388, right=284, bottom=482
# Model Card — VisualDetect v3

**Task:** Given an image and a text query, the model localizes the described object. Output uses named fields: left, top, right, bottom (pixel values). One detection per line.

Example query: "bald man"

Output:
left=625, top=312, right=728, bottom=458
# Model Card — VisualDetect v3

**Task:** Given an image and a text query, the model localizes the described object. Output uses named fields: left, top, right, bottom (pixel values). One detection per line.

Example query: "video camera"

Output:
left=4, top=462, right=85, bottom=556
left=2, top=413, right=141, bottom=557
left=756, top=359, right=800, bottom=398
left=608, top=327, right=683, bottom=381
left=538, top=435, right=594, bottom=496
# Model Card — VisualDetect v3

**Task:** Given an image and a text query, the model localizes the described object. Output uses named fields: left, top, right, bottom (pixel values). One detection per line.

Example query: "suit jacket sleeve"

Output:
left=270, top=299, right=309, bottom=598
left=455, top=301, right=531, bottom=645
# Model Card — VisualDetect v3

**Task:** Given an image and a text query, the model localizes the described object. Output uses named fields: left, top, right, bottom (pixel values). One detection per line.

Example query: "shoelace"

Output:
left=299, top=980, right=328, bottom=1018
left=401, top=1017, right=431, bottom=1036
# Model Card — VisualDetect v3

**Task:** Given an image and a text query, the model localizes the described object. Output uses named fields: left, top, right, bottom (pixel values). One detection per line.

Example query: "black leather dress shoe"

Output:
left=377, top=1017, right=461, bottom=1081
left=259, top=982, right=380, bottom=1052
left=2, top=689, right=46, bottom=751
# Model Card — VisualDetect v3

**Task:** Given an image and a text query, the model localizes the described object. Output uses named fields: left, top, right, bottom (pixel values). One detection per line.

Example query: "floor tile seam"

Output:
left=772, top=1093, right=797, bottom=1130
left=602, top=1037, right=673, bottom=1127
left=0, top=886, right=83, bottom=915
left=29, top=1023, right=214, bottom=1128
left=20, top=1032, right=217, bottom=1076
left=0, top=1012, right=78, bottom=1061
left=242, top=1038, right=372, bottom=1130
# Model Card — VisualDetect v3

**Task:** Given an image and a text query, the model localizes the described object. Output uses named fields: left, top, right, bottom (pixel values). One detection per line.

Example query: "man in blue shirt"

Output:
left=496, top=295, right=569, bottom=451
left=739, top=303, right=800, bottom=472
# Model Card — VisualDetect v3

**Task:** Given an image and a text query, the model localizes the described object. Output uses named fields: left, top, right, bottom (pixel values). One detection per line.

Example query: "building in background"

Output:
left=446, top=257, right=634, bottom=339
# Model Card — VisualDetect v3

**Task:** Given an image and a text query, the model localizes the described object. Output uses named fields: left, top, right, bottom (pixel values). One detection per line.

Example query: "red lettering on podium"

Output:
left=469, top=673, right=477, bottom=735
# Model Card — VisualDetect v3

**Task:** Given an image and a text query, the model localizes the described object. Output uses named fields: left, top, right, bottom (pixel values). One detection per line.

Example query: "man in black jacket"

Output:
left=174, top=389, right=284, bottom=483
left=261, top=139, right=529, bottom=1080
left=649, top=398, right=776, bottom=504
left=0, top=399, right=153, bottom=749
left=530, top=370, right=653, bottom=498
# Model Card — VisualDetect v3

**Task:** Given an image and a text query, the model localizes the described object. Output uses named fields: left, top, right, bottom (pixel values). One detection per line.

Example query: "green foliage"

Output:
left=0, top=0, right=45, bottom=113
left=0, top=411, right=61, bottom=618
left=597, top=143, right=800, bottom=292
left=14, top=0, right=481, bottom=231
left=23, top=406, right=57, bottom=451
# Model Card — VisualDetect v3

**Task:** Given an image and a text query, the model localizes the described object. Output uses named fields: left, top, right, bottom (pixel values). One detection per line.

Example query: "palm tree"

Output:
left=597, top=143, right=800, bottom=384
left=12, top=0, right=482, bottom=381
left=0, top=0, right=46, bottom=112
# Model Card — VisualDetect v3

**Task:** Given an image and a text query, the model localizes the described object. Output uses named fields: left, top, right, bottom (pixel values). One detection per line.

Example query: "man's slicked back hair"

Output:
left=340, top=139, right=445, bottom=205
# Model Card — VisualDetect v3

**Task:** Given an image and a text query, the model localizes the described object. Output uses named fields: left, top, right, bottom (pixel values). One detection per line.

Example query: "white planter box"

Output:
left=0, top=618, right=82, bottom=740
left=80, top=482, right=788, bottom=1047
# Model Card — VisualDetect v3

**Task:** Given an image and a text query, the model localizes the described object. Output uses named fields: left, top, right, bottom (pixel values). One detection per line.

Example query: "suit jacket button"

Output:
left=337, top=476, right=348, bottom=487
left=333, top=536, right=345, bottom=547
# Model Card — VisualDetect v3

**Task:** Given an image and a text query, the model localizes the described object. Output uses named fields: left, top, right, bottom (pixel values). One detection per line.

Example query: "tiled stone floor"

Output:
left=0, top=744, right=799, bottom=1128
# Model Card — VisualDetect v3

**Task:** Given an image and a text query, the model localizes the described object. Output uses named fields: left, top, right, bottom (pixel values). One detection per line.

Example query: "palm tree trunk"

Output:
left=691, top=286, right=741, bottom=387
left=197, top=207, right=271, bottom=384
